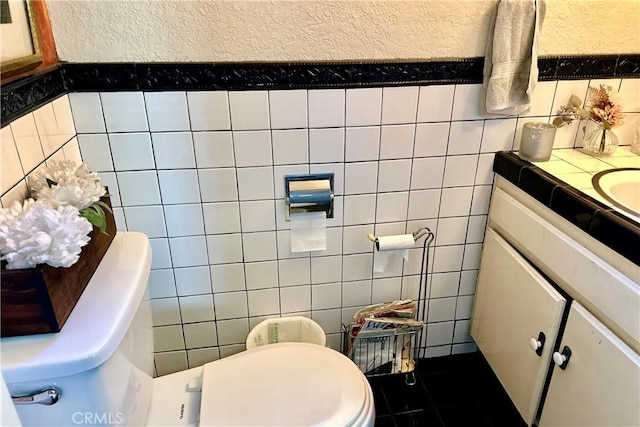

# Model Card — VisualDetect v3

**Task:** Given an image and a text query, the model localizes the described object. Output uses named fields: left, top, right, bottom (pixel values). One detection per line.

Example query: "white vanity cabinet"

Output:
left=471, top=177, right=640, bottom=426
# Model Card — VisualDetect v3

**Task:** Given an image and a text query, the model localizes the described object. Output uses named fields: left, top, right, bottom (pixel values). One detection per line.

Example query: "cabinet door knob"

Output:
left=529, top=332, right=546, bottom=356
left=552, top=346, right=572, bottom=370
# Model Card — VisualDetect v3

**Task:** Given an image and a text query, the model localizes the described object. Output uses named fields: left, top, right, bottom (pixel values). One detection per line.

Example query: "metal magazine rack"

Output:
left=343, top=227, right=435, bottom=386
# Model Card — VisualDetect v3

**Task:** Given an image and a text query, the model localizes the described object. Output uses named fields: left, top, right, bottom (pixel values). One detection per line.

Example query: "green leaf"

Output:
left=570, top=95, right=582, bottom=108
left=94, top=200, right=113, bottom=214
left=80, top=207, right=108, bottom=234
left=46, top=178, right=58, bottom=188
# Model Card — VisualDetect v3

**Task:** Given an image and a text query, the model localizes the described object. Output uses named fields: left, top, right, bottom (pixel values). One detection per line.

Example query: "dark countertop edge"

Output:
left=493, top=151, right=640, bottom=266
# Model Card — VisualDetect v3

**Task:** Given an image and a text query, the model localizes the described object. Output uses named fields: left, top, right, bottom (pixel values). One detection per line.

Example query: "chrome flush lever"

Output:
left=12, top=388, right=61, bottom=405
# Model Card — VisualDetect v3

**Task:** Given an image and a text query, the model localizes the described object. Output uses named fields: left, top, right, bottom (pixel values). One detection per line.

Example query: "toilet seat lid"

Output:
left=199, top=342, right=368, bottom=426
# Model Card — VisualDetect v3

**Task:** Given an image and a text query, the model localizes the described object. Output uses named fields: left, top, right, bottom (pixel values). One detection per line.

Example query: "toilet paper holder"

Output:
left=367, top=227, right=432, bottom=249
left=285, top=173, right=334, bottom=221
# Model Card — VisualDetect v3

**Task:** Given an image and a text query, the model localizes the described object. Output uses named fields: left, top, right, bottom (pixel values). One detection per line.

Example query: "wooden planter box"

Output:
left=1, top=195, right=116, bottom=337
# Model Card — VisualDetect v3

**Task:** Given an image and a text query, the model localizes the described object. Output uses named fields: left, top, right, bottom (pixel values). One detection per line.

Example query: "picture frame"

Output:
left=1, top=0, right=42, bottom=78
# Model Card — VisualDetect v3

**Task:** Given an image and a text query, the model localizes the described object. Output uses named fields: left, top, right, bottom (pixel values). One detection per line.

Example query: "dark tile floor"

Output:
left=368, top=351, right=527, bottom=427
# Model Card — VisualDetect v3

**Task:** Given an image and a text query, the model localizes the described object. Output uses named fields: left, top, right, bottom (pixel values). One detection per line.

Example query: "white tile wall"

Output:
left=4, top=78, right=638, bottom=376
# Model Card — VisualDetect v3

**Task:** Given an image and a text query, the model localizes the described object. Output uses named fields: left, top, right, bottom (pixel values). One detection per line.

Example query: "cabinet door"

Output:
left=471, top=228, right=566, bottom=425
left=539, top=302, right=640, bottom=426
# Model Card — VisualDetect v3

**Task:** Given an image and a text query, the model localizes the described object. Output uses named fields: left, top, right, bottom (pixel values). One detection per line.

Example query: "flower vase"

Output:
left=582, top=125, right=619, bottom=156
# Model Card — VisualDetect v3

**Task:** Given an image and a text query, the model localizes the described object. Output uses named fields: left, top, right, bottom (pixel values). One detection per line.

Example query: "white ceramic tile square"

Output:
left=345, top=126, right=380, bottom=161
left=432, top=245, right=464, bottom=273
left=414, top=122, right=450, bottom=158
left=343, top=194, right=376, bottom=226
left=308, top=89, right=345, bottom=128
left=619, top=79, right=640, bottom=112
left=410, top=157, right=445, bottom=190
left=376, top=192, right=409, bottom=223
left=145, top=92, right=190, bottom=132
left=314, top=227, right=343, bottom=257
left=124, top=205, right=166, bottom=238
left=117, top=171, right=161, bottom=206
left=229, top=91, right=270, bottom=130
left=551, top=80, right=590, bottom=117
left=439, top=186, right=473, bottom=217
left=417, top=85, right=455, bottom=123
left=62, top=138, right=82, bottom=165
left=342, top=279, right=372, bottom=306
left=243, top=231, right=277, bottom=262
left=158, top=170, right=201, bottom=204
left=69, top=93, right=106, bottom=133
left=470, top=185, right=492, bottom=215
left=240, top=200, right=276, bottom=232
left=169, top=236, right=208, bottom=267
left=407, top=189, right=441, bottom=220
left=100, top=92, right=148, bottom=132
left=247, top=288, right=281, bottom=316
left=155, top=351, right=188, bottom=376
left=153, top=325, right=185, bottom=352
left=149, top=238, right=172, bottom=269
left=481, top=118, right=517, bottom=153
left=346, top=88, right=382, bottom=127
left=98, top=172, right=121, bottom=206
left=274, top=164, right=309, bottom=200
left=443, top=155, right=478, bottom=187
left=451, top=84, right=484, bottom=121
left=44, top=95, right=73, bottom=139
left=377, top=159, right=412, bottom=192
left=436, top=216, right=469, bottom=246
left=311, top=256, right=342, bottom=284
left=152, top=132, right=196, bottom=169
left=311, top=309, right=342, bottom=334
left=309, top=128, right=345, bottom=163
left=183, top=322, right=218, bottom=349
left=381, top=87, right=419, bottom=125
left=192, top=132, right=235, bottom=168
left=453, top=320, right=473, bottom=344
left=214, top=292, right=248, bottom=320
left=112, top=207, right=127, bottom=230
left=210, top=263, right=246, bottom=293
left=10, top=114, right=44, bottom=173
left=447, top=120, right=483, bottom=155
left=187, top=91, right=231, bottom=131
left=1, top=128, right=23, bottom=193
left=379, top=124, right=415, bottom=160
left=219, top=344, right=246, bottom=358
left=466, top=215, right=487, bottom=244
left=174, top=266, right=212, bottom=296
left=149, top=269, right=177, bottom=299
left=474, top=153, right=495, bottom=186
left=459, top=270, right=478, bottom=295
left=272, top=129, right=308, bottom=165
left=281, top=285, right=311, bottom=313
left=275, top=229, right=309, bottom=258
left=426, top=322, right=455, bottom=347
left=187, top=348, right=220, bottom=368
left=344, top=162, right=378, bottom=194
left=216, top=318, right=249, bottom=345
left=342, top=253, right=373, bottom=282
left=269, top=90, right=308, bottom=129
left=430, top=272, right=460, bottom=298
left=245, top=261, right=279, bottom=290
left=179, top=294, right=215, bottom=323
left=202, top=202, right=241, bottom=234
left=109, top=133, right=155, bottom=171
left=372, top=278, right=402, bottom=304
left=233, top=130, right=273, bottom=167
left=310, top=163, right=343, bottom=196
left=206, top=234, right=243, bottom=264
left=151, top=298, right=181, bottom=326
left=455, top=295, right=475, bottom=320
left=522, top=81, right=557, bottom=117
left=278, top=258, right=311, bottom=287
left=77, top=134, right=113, bottom=172
left=342, top=225, right=373, bottom=254
left=311, top=282, right=341, bottom=310
left=164, top=204, right=204, bottom=237
left=198, top=168, right=238, bottom=202
left=236, top=167, right=274, bottom=201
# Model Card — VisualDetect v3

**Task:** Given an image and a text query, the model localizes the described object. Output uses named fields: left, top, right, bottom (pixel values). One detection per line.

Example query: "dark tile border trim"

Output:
left=493, top=151, right=640, bottom=266
left=3, top=55, right=639, bottom=127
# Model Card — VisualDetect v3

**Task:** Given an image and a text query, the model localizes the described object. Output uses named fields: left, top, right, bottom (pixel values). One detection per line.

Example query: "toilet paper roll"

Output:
left=373, top=234, right=415, bottom=273
left=290, top=211, right=327, bottom=252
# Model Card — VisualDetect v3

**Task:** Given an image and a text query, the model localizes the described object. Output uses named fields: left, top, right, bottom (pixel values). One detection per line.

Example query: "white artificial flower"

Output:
left=0, top=199, right=93, bottom=269
left=29, top=161, right=106, bottom=210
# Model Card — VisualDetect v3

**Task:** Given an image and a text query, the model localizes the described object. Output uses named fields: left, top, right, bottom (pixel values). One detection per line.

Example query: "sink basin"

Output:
left=592, top=168, right=640, bottom=218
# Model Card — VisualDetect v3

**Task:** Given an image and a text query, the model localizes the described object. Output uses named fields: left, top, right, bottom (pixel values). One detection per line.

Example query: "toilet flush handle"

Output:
left=12, top=388, right=61, bottom=405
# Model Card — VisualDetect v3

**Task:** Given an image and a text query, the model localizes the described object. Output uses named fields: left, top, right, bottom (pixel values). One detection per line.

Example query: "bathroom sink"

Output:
left=592, top=168, right=640, bottom=218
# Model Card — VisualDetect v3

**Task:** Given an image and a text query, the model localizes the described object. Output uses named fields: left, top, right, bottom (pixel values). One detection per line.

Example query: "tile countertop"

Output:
left=493, top=148, right=640, bottom=267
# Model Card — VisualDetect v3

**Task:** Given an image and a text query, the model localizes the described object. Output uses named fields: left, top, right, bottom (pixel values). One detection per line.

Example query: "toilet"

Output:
left=1, top=232, right=375, bottom=427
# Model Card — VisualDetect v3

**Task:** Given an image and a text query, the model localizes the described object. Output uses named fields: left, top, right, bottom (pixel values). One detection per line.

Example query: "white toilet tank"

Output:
left=1, top=232, right=154, bottom=427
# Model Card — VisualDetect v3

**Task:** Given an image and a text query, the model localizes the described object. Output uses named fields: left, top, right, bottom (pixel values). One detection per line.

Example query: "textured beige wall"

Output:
left=47, top=0, right=640, bottom=63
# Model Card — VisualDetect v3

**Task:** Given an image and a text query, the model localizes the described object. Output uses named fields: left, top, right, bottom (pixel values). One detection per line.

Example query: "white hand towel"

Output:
left=482, top=0, right=546, bottom=116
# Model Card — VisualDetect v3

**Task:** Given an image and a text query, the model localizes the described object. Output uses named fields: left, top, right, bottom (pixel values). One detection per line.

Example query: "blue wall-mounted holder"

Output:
left=284, top=173, right=334, bottom=221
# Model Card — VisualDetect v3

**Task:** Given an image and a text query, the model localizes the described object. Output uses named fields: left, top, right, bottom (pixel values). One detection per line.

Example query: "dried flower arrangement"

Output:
left=553, top=84, right=624, bottom=130
left=0, top=161, right=111, bottom=270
